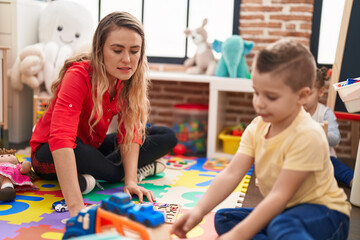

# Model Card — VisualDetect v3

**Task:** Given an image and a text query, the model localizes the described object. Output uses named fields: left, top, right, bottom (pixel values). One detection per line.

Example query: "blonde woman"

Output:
left=30, top=12, right=177, bottom=217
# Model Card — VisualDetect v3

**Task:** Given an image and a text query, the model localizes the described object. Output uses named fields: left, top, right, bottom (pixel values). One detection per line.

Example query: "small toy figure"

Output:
left=0, top=149, right=38, bottom=202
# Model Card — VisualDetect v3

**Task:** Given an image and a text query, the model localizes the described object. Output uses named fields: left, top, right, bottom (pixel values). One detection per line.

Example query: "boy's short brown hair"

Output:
left=254, top=38, right=316, bottom=92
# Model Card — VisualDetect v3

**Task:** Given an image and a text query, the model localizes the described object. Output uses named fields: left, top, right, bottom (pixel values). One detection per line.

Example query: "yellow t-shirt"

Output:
left=238, top=108, right=351, bottom=216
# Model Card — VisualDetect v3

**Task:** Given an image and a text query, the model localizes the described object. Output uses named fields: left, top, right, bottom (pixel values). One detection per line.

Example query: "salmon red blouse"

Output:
left=30, top=61, right=142, bottom=153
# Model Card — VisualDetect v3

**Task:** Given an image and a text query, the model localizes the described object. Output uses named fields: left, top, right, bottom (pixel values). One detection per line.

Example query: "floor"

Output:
left=8, top=141, right=360, bottom=239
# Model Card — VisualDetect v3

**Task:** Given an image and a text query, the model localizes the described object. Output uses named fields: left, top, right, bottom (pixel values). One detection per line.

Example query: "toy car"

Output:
left=52, top=199, right=66, bottom=209
left=127, top=204, right=165, bottom=227
left=55, top=203, right=68, bottom=212
left=53, top=199, right=92, bottom=213
left=100, top=193, right=135, bottom=216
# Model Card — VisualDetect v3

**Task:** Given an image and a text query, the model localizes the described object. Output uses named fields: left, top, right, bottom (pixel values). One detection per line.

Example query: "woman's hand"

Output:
left=123, top=181, right=155, bottom=203
left=171, top=208, right=204, bottom=238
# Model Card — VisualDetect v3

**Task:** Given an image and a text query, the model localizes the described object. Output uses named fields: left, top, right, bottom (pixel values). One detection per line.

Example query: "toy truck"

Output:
left=63, top=193, right=170, bottom=240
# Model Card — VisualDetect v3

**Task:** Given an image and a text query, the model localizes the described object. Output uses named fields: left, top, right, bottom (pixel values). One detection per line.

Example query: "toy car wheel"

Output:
left=101, top=203, right=108, bottom=210
left=129, top=213, right=135, bottom=221
left=144, top=219, right=151, bottom=227
left=114, top=207, right=120, bottom=215
left=61, top=208, right=66, bottom=212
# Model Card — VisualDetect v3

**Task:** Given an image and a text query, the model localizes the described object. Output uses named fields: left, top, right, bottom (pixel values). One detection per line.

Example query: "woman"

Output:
left=30, top=12, right=177, bottom=217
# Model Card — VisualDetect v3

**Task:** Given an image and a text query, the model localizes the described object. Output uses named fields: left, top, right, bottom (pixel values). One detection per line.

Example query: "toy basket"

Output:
left=333, top=79, right=360, bottom=113
left=33, top=95, right=51, bottom=125
left=218, top=127, right=241, bottom=154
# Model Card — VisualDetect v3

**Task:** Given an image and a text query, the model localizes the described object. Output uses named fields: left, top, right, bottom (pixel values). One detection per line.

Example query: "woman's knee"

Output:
left=165, top=127, right=178, bottom=148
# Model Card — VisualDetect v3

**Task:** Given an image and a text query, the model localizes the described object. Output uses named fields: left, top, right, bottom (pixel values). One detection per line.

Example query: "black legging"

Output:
left=32, top=126, right=177, bottom=182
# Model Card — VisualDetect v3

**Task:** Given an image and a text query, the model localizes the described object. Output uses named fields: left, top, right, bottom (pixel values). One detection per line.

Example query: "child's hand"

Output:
left=171, top=208, right=203, bottom=238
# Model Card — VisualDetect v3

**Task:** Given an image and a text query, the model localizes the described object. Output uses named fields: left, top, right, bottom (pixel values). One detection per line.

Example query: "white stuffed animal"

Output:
left=10, top=0, right=95, bottom=95
left=184, top=19, right=217, bottom=75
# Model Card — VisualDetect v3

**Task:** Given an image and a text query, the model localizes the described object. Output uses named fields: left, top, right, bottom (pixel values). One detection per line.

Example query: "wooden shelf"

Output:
left=149, top=71, right=254, bottom=158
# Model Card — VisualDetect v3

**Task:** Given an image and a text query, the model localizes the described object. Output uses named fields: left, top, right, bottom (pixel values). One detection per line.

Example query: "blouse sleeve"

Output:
left=48, top=65, right=90, bottom=152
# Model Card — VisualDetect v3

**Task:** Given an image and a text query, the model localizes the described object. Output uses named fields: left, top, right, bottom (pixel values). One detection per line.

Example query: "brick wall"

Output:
left=148, top=0, right=355, bottom=159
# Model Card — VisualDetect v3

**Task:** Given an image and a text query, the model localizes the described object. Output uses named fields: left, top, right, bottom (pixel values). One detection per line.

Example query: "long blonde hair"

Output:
left=51, top=12, right=150, bottom=153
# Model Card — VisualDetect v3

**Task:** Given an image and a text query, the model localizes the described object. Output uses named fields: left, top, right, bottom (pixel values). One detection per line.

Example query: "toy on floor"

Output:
left=152, top=203, right=181, bottom=224
left=63, top=192, right=171, bottom=240
left=52, top=199, right=93, bottom=213
left=163, top=156, right=197, bottom=170
left=172, top=144, right=186, bottom=156
left=203, top=158, right=230, bottom=171
left=70, top=233, right=132, bottom=239
left=0, top=148, right=38, bottom=202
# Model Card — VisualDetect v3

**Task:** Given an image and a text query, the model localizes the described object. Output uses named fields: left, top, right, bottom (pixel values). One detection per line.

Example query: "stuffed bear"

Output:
left=213, top=35, right=254, bottom=79
left=184, top=19, right=217, bottom=75
left=0, top=149, right=38, bottom=202
left=10, top=1, right=95, bottom=95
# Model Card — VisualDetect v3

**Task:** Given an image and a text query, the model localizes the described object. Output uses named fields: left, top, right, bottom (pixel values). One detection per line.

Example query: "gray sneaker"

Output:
left=137, top=158, right=167, bottom=183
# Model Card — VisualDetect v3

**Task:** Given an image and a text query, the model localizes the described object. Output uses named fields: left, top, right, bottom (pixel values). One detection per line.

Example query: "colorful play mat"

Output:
left=0, top=154, right=252, bottom=240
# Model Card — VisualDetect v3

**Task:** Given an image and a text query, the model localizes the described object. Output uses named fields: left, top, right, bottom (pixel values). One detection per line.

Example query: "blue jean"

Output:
left=214, top=204, right=349, bottom=240
left=331, top=156, right=354, bottom=188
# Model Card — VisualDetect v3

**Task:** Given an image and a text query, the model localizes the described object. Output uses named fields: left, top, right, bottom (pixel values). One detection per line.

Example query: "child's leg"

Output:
left=215, top=208, right=255, bottom=236
left=267, top=203, right=349, bottom=240
left=330, top=156, right=354, bottom=187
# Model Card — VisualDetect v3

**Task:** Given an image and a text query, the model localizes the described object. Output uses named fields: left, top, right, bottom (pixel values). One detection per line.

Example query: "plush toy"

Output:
left=184, top=19, right=217, bottom=75
left=212, top=35, right=254, bottom=79
left=10, top=0, right=95, bottom=95
left=0, top=149, right=38, bottom=202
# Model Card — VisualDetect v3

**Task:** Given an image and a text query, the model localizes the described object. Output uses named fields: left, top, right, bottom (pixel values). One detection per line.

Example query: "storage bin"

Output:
left=173, top=104, right=208, bottom=155
left=333, top=79, right=360, bottom=113
left=218, top=127, right=241, bottom=154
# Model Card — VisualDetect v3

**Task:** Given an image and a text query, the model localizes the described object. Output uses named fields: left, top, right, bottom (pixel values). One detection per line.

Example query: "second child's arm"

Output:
left=220, top=169, right=310, bottom=240
left=172, top=152, right=254, bottom=238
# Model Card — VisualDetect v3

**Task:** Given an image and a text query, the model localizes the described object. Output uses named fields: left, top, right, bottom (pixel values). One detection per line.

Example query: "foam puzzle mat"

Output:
left=0, top=154, right=253, bottom=240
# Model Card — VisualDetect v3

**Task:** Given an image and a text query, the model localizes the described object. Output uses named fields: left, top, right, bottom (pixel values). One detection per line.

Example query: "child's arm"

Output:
left=171, top=152, right=254, bottom=238
left=219, top=169, right=309, bottom=240
left=324, top=108, right=340, bottom=146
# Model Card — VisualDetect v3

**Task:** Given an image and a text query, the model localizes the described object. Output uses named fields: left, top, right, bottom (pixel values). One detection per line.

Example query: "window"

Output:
left=99, top=0, right=239, bottom=63
left=311, top=0, right=345, bottom=66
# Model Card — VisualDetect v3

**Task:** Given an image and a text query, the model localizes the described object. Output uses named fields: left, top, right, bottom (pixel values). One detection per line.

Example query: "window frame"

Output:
left=98, top=0, right=241, bottom=64
left=310, top=0, right=341, bottom=69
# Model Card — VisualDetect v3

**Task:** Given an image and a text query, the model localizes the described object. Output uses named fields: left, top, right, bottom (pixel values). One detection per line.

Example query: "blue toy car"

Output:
left=127, top=204, right=165, bottom=227
left=100, top=193, right=135, bottom=216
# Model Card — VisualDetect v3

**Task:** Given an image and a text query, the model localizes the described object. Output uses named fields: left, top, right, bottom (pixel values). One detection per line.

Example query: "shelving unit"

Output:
left=0, top=46, right=9, bottom=147
left=149, top=71, right=254, bottom=159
